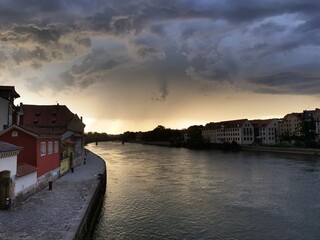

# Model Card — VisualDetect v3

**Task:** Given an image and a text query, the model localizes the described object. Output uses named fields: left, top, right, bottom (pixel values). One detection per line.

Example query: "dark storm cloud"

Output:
left=249, top=72, right=320, bottom=94
left=251, top=22, right=286, bottom=36
left=59, top=48, right=125, bottom=89
left=1, top=0, right=320, bottom=96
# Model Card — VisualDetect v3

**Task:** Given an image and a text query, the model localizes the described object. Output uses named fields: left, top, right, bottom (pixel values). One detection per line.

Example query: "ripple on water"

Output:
left=89, top=142, right=320, bottom=240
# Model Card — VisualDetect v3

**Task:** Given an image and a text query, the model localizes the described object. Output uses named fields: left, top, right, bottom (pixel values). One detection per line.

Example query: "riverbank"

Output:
left=0, top=150, right=106, bottom=240
left=242, top=145, right=320, bottom=155
left=135, top=140, right=320, bottom=156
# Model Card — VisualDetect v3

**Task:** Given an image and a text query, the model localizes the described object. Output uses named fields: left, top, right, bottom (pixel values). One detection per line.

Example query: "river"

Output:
left=87, top=142, right=320, bottom=240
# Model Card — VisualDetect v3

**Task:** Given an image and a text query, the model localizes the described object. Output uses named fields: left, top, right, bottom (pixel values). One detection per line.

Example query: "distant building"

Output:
left=302, top=108, right=320, bottom=142
left=202, top=122, right=216, bottom=143
left=278, top=113, right=303, bottom=140
left=202, top=119, right=254, bottom=145
left=314, top=109, right=320, bottom=141
left=250, top=119, right=278, bottom=145
left=0, top=86, right=20, bottom=131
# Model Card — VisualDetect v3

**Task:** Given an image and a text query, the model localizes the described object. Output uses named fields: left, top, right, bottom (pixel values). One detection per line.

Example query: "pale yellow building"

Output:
left=278, top=113, right=303, bottom=139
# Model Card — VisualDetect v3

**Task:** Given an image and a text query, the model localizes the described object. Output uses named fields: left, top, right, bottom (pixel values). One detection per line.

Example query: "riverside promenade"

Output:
left=0, top=151, right=106, bottom=240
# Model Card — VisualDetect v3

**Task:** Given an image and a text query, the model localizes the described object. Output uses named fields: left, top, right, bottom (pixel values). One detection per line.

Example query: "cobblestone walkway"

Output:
left=0, top=151, right=106, bottom=240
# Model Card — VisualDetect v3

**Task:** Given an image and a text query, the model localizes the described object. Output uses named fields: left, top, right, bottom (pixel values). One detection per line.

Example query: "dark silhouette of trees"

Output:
left=184, top=125, right=205, bottom=149
left=142, top=125, right=181, bottom=144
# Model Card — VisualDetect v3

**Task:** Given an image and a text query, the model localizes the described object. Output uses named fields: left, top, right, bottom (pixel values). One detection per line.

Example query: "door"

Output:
left=0, top=171, right=11, bottom=210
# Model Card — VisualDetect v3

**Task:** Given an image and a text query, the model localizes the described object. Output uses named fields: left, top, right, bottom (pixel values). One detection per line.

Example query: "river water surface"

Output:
left=87, top=142, right=320, bottom=240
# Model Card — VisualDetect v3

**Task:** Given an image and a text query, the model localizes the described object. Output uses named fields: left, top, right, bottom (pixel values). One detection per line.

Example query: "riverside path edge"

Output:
left=0, top=150, right=107, bottom=240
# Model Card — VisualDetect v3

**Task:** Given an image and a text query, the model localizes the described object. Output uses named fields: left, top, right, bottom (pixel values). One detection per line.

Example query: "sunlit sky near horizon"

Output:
left=1, top=0, right=320, bottom=134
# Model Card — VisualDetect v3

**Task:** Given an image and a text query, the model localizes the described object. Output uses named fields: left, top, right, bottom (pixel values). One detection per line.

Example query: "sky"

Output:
left=1, top=0, right=320, bottom=134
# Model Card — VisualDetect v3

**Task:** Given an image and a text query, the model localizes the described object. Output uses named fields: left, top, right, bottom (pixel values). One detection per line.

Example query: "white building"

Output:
left=202, top=119, right=254, bottom=145
left=0, top=141, right=37, bottom=209
left=251, top=119, right=278, bottom=145
left=0, top=86, right=20, bottom=131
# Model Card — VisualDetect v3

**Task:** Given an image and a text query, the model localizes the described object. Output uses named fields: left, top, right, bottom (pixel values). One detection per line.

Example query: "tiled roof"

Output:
left=250, top=119, right=276, bottom=128
left=204, top=119, right=249, bottom=129
left=0, top=125, right=60, bottom=138
left=16, top=163, right=37, bottom=177
left=284, top=112, right=303, bottom=120
left=204, top=122, right=216, bottom=129
left=0, top=141, right=22, bottom=153
left=0, top=86, right=20, bottom=98
left=63, top=139, right=76, bottom=145
left=21, top=104, right=75, bottom=127
left=22, top=126, right=65, bottom=136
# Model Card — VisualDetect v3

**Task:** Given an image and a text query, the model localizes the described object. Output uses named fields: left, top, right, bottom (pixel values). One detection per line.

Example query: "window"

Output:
left=12, top=131, right=18, bottom=137
left=41, top=142, right=46, bottom=156
left=54, top=141, right=59, bottom=153
left=48, top=141, right=53, bottom=155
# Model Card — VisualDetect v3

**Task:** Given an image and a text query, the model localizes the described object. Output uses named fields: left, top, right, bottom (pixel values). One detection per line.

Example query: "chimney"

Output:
left=18, top=102, right=24, bottom=125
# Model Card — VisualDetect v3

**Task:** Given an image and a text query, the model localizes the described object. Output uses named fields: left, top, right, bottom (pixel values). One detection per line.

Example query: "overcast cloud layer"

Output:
left=1, top=0, right=320, bottom=97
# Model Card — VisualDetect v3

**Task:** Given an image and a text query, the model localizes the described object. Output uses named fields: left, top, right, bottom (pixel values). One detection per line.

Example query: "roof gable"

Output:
left=204, top=119, right=250, bottom=130
left=250, top=119, right=277, bottom=128
left=0, top=125, right=59, bottom=138
left=284, top=113, right=303, bottom=120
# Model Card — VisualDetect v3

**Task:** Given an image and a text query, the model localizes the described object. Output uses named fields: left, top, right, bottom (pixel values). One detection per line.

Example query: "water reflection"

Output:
left=88, top=142, right=320, bottom=240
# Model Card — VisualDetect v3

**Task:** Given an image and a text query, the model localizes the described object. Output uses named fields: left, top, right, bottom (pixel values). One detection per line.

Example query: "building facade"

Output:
left=278, top=113, right=303, bottom=140
left=314, top=109, right=320, bottom=141
left=0, top=141, right=37, bottom=209
left=251, top=119, right=278, bottom=145
left=202, top=119, right=254, bottom=145
left=0, top=86, right=20, bottom=131
left=0, top=141, right=21, bottom=209
left=18, top=103, right=86, bottom=167
left=0, top=125, right=60, bottom=179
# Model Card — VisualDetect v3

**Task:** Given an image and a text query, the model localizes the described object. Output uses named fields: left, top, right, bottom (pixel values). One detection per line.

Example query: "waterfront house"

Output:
left=250, top=119, right=278, bottom=145
left=0, top=125, right=60, bottom=181
left=0, top=86, right=20, bottom=131
left=278, top=113, right=303, bottom=141
left=18, top=103, right=86, bottom=168
left=202, top=122, right=216, bottom=143
left=302, top=108, right=320, bottom=142
left=0, top=140, right=37, bottom=209
left=313, top=109, right=320, bottom=142
left=202, top=119, right=254, bottom=145
left=59, top=139, right=75, bottom=175
left=0, top=141, right=22, bottom=209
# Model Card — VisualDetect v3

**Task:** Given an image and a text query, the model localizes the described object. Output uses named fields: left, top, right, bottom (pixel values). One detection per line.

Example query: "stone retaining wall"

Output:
left=66, top=155, right=107, bottom=240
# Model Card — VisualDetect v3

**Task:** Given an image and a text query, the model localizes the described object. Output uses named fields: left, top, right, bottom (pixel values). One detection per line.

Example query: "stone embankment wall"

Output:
left=73, top=159, right=106, bottom=240
left=62, top=153, right=106, bottom=240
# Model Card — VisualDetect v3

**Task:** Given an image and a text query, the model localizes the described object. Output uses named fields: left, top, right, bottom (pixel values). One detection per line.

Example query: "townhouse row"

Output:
left=0, top=86, right=86, bottom=209
left=202, top=109, right=320, bottom=145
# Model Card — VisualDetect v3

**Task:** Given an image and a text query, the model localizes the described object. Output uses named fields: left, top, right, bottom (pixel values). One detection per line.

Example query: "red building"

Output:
left=0, top=125, right=60, bottom=177
left=19, top=103, right=85, bottom=167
